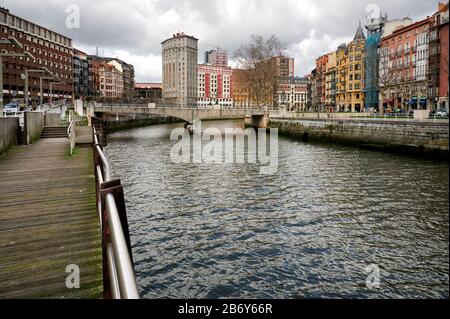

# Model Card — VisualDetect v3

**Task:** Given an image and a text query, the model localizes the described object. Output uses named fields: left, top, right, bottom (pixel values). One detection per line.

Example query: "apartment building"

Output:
left=232, top=68, right=252, bottom=108
left=205, top=49, right=228, bottom=68
left=197, top=64, right=233, bottom=108
left=73, top=49, right=89, bottom=99
left=315, top=54, right=329, bottom=111
left=273, top=56, right=295, bottom=78
left=276, top=76, right=308, bottom=112
left=87, top=55, right=134, bottom=101
left=324, top=52, right=337, bottom=111
left=162, top=32, right=198, bottom=107
left=0, top=7, right=73, bottom=104
left=99, top=60, right=124, bottom=100
left=335, top=24, right=366, bottom=112
left=429, top=2, right=449, bottom=110
left=379, top=17, right=432, bottom=111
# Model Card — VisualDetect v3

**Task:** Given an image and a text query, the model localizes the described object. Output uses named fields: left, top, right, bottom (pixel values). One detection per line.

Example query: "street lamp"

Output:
left=49, top=81, right=64, bottom=108
left=23, top=69, right=45, bottom=108
left=0, top=36, right=35, bottom=108
left=39, top=76, right=59, bottom=110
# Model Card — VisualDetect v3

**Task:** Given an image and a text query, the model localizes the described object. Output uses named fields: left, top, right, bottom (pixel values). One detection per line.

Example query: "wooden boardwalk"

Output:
left=0, top=138, right=102, bottom=299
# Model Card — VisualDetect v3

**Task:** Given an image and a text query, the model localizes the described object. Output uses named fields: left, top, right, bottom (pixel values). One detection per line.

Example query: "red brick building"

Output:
left=315, top=54, right=329, bottom=111
left=0, top=7, right=73, bottom=105
left=197, top=64, right=233, bottom=108
left=379, top=16, right=432, bottom=111
left=437, top=2, right=449, bottom=109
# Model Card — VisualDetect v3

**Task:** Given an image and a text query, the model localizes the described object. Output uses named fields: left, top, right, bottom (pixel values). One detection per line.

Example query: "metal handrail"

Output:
left=67, top=115, right=75, bottom=140
left=93, top=126, right=140, bottom=299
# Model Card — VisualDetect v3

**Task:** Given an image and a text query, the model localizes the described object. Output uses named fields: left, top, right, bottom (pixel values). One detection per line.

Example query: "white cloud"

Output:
left=2, top=0, right=440, bottom=81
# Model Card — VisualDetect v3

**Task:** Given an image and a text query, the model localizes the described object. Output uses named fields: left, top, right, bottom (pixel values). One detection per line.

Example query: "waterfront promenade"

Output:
left=0, top=138, right=102, bottom=298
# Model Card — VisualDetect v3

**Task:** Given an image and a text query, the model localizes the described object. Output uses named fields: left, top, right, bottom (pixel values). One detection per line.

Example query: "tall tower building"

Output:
left=162, top=32, right=198, bottom=107
left=205, top=49, right=228, bottom=67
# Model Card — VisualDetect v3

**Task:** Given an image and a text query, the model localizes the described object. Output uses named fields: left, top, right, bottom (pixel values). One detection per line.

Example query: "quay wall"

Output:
left=24, top=112, right=45, bottom=145
left=270, top=118, right=449, bottom=155
left=44, top=113, right=62, bottom=126
left=0, top=117, right=19, bottom=154
left=106, top=115, right=183, bottom=134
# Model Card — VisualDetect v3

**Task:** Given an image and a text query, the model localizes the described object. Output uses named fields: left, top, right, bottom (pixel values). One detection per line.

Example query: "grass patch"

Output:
left=69, top=146, right=81, bottom=157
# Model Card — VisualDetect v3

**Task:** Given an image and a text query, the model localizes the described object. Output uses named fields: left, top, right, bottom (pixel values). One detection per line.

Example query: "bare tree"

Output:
left=234, top=35, right=286, bottom=108
left=378, top=50, right=399, bottom=112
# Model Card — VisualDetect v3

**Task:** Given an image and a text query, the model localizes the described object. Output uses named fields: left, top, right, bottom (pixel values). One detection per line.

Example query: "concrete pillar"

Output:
left=250, top=115, right=268, bottom=128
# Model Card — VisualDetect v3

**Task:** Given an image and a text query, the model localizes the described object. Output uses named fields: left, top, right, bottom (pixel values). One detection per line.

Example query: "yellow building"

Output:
left=325, top=52, right=337, bottom=111
left=336, top=24, right=366, bottom=112
left=336, top=44, right=349, bottom=111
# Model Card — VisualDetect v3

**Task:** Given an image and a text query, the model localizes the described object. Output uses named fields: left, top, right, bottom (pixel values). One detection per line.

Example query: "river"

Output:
left=105, top=123, right=449, bottom=299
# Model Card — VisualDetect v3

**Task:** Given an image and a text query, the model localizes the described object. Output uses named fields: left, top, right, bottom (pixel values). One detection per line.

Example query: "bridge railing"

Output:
left=67, top=111, right=76, bottom=155
left=92, top=118, right=139, bottom=299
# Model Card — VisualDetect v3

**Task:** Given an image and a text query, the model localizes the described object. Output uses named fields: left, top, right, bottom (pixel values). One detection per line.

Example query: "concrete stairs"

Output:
left=41, top=126, right=68, bottom=139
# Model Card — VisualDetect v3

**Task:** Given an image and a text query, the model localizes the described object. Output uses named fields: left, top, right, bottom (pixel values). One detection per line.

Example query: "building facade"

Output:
left=309, top=68, right=318, bottom=112
left=429, top=2, right=449, bottom=110
left=134, top=83, right=162, bottom=100
left=232, top=68, right=252, bottom=108
left=73, top=49, right=89, bottom=100
left=379, top=17, right=432, bottom=111
left=197, top=64, right=233, bottom=108
left=364, top=16, right=413, bottom=112
left=273, top=56, right=295, bottom=78
left=335, top=24, right=366, bottom=112
left=315, top=54, right=329, bottom=112
left=336, top=44, right=349, bottom=111
left=0, top=7, right=73, bottom=105
left=86, top=55, right=134, bottom=102
left=99, top=61, right=124, bottom=100
left=205, top=49, right=228, bottom=67
left=87, top=55, right=101, bottom=99
left=324, top=52, right=337, bottom=111
left=276, top=76, right=308, bottom=112
left=162, top=32, right=198, bottom=107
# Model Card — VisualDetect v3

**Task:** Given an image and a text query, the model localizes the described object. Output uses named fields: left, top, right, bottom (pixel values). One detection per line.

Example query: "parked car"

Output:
left=3, top=102, right=20, bottom=114
left=436, top=109, right=449, bottom=118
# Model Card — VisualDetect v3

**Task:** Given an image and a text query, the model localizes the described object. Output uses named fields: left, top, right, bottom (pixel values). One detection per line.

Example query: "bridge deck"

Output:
left=0, top=138, right=102, bottom=299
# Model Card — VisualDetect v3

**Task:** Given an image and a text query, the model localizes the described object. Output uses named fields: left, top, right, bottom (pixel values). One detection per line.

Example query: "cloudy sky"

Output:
left=1, top=0, right=439, bottom=82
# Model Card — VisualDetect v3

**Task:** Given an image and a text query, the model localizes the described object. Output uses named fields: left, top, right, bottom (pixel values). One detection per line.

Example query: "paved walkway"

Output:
left=0, top=138, right=102, bottom=299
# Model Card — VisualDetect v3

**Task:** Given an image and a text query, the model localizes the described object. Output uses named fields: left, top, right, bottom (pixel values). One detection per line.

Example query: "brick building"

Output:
left=205, top=49, right=228, bottom=68
left=379, top=17, right=432, bottom=111
left=232, top=68, right=252, bottom=108
left=197, top=64, right=233, bottom=108
left=276, top=76, right=308, bottom=112
left=0, top=7, right=73, bottom=105
left=99, top=60, right=124, bottom=101
left=429, top=2, right=449, bottom=110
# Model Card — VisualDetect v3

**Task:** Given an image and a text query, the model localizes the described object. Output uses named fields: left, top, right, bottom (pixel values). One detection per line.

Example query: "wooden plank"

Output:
left=0, top=138, right=102, bottom=299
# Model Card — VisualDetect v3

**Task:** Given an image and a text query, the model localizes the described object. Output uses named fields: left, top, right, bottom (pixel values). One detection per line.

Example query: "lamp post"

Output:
left=23, top=67, right=54, bottom=109
left=0, top=36, right=35, bottom=108
left=24, top=69, right=44, bottom=109
left=49, top=81, right=63, bottom=108
left=38, top=76, right=58, bottom=110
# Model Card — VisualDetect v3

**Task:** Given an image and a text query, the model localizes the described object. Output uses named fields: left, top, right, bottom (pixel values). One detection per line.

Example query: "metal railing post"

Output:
left=91, top=121, right=139, bottom=299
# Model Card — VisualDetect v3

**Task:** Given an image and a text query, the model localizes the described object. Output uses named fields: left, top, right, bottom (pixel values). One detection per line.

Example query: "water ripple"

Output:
left=105, top=124, right=449, bottom=299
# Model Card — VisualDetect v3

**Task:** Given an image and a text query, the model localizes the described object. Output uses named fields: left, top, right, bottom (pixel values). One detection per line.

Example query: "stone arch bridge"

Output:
left=93, top=104, right=272, bottom=128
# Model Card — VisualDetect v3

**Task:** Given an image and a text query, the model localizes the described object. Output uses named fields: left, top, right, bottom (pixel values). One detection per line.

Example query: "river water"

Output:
left=105, top=123, right=449, bottom=299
